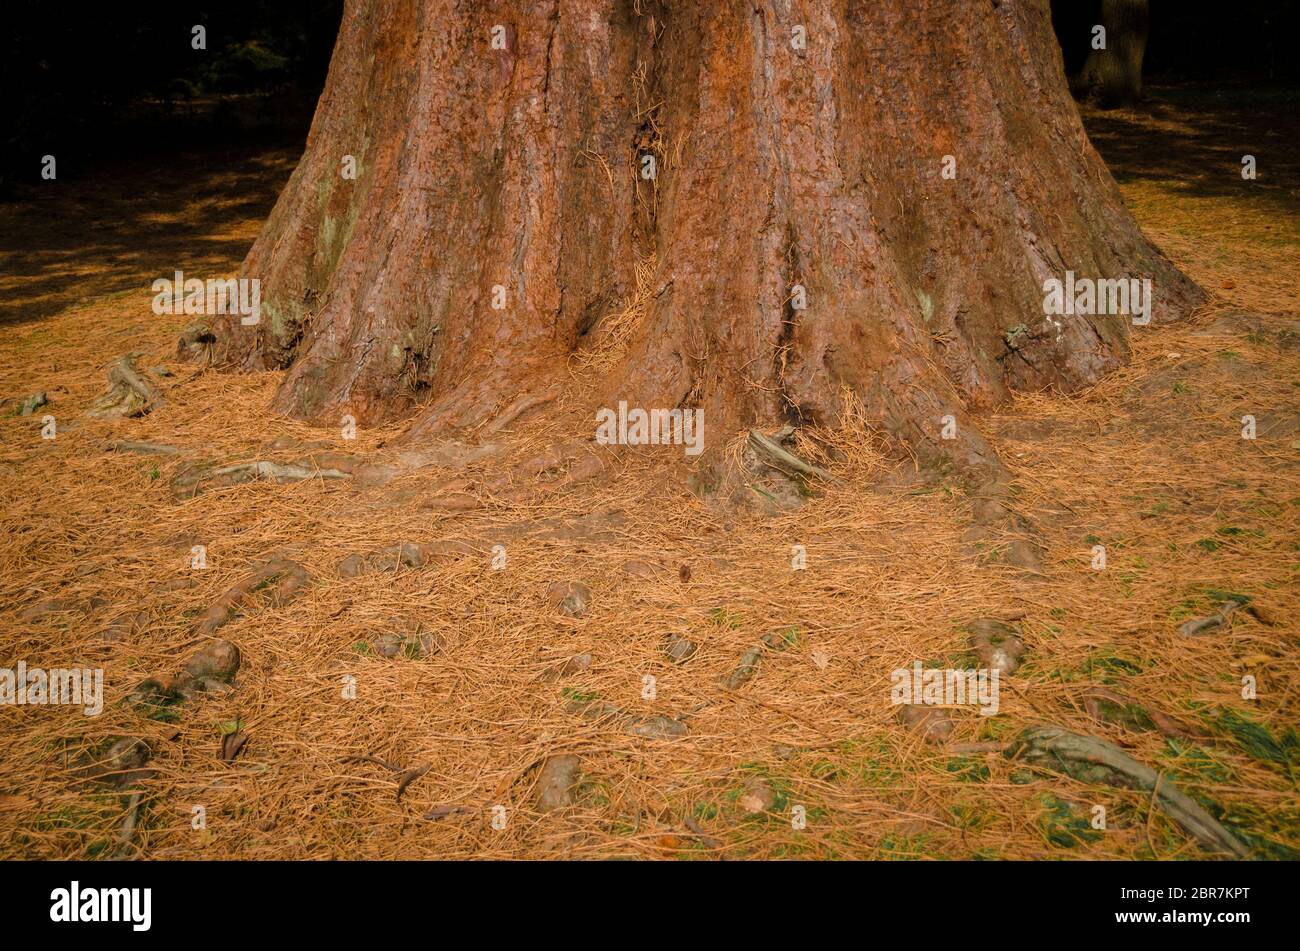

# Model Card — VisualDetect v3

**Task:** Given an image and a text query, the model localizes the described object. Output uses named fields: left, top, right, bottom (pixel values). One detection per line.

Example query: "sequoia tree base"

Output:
left=180, top=0, right=1202, bottom=518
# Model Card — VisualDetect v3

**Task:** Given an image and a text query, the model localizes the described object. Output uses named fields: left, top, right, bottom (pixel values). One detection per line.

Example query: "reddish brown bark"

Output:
left=183, top=0, right=1201, bottom=487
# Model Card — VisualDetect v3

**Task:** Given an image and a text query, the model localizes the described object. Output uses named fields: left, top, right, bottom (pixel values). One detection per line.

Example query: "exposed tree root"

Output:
left=1007, top=726, right=1250, bottom=858
left=480, top=385, right=561, bottom=436
left=171, top=458, right=353, bottom=499
left=1179, top=596, right=1249, bottom=636
left=747, top=427, right=833, bottom=482
left=111, top=791, right=144, bottom=859
left=14, top=392, right=48, bottom=416
left=126, top=564, right=302, bottom=722
left=565, top=694, right=690, bottom=740
left=108, top=440, right=185, bottom=456
left=337, top=542, right=429, bottom=578
left=963, top=475, right=1047, bottom=575
left=176, top=322, right=216, bottom=364
left=194, top=558, right=309, bottom=636
left=480, top=443, right=609, bottom=504
left=70, top=736, right=152, bottom=790
left=88, top=353, right=163, bottom=419
left=707, top=426, right=831, bottom=515
left=534, top=754, right=581, bottom=812
left=129, top=636, right=245, bottom=711
left=967, top=619, right=1027, bottom=676
left=1079, top=688, right=1209, bottom=741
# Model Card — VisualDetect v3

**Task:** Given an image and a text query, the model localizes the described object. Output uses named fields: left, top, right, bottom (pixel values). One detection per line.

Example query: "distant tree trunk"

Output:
left=182, top=0, right=1198, bottom=494
left=1076, top=0, right=1150, bottom=106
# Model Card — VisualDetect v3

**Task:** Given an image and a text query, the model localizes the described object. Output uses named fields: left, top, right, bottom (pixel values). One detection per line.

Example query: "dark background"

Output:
left=2, top=1, right=345, bottom=192
left=2, top=0, right=1297, bottom=191
left=1053, top=0, right=1296, bottom=82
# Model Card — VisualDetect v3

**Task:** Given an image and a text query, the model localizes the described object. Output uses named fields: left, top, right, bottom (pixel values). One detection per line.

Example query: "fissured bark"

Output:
left=184, top=0, right=1200, bottom=480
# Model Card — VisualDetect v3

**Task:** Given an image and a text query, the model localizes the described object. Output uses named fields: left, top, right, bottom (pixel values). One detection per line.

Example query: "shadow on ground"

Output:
left=1082, top=82, right=1300, bottom=222
left=0, top=143, right=297, bottom=328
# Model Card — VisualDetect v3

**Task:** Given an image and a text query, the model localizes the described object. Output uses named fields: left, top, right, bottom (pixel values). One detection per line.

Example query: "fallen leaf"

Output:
left=220, top=731, right=249, bottom=762
left=423, top=804, right=474, bottom=821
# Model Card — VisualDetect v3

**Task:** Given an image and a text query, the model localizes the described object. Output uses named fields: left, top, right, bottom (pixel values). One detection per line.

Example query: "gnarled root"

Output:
left=194, top=558, right=309, bottom=636
left=171, top=457, right=354, bottom=499
left=88, top=353, right=164, bottom=419
left=1007, top=726, right=1250, bottom=858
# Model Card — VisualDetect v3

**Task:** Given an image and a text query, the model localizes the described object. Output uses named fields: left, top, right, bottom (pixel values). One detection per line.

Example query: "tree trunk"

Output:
left=182, top=0, right=1199, bottom=492
left=1076, top=0, right=1149, bottom=106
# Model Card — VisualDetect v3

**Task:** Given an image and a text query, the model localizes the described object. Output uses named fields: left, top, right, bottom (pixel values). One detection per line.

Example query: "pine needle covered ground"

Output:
left=0, top=84, right=1296, bottom=860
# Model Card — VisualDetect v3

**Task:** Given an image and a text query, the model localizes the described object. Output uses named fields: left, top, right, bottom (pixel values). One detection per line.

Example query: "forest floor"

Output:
left=0, top=83, right=1297, bottom=860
